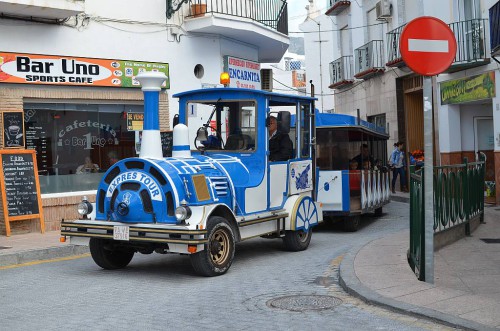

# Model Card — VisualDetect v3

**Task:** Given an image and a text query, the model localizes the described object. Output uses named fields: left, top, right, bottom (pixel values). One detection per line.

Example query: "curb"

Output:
left=338, top=244, right=497, bottom=331
left=0, top=245, right=89, bottom=267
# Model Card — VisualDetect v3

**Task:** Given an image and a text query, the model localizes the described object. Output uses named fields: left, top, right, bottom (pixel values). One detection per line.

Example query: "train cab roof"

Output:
left=173, top=88, right=316, bottom=106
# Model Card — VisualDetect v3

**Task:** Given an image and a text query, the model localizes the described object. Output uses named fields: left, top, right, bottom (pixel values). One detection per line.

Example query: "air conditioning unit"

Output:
left=260, top=69, right=273, bottom=92
left=376, top=0, right=391, bottom=20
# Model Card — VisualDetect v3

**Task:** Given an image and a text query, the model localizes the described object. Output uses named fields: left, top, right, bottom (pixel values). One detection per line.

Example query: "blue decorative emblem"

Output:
left=295, top=164, right=311, bottom=190
left=324, top=182, right=330, bottom=191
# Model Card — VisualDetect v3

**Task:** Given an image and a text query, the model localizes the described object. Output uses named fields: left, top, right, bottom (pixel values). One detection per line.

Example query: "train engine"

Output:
left=61, top=72, right=322, bottom=276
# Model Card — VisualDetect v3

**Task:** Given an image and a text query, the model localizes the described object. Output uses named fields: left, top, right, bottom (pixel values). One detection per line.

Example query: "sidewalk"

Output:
left=0, top=230, right=88, bottom=267
left=340, top=195, right=500, bottom=331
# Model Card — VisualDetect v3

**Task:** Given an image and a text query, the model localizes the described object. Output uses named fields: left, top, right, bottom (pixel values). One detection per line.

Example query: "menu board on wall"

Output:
left=0, top=149, right=45, bottom=236
left=25, top=123, right=51, bottom=174
left=2, top=111, right=25, bottom=148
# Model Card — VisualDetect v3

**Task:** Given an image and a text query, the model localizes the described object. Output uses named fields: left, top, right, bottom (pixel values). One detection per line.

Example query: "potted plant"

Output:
left=191, top=3, right=207, bottom=17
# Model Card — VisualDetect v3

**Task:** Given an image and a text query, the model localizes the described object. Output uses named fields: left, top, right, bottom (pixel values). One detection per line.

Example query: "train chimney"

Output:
left=135, top=72, right=167, bottom=159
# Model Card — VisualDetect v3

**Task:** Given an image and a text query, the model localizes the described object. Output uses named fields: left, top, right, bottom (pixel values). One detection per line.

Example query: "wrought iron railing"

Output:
left=329, top=56, right=353, bottom=86
left=408, top=156, right=485, bottom=281
left=433, top=157, right=485, bottom=233
left=354, top=40, right=384, bottom=75
left=186, top=0, right=288, bottom=35
left=386, top=24, right=406, bottom=65
left=448, top=19, right=488, bottom=64
left=490, top=1, right=500, bottom=55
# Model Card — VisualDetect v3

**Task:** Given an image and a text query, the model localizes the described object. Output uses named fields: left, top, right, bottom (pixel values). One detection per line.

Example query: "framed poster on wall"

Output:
left=2, top=111, right=25, bottom=148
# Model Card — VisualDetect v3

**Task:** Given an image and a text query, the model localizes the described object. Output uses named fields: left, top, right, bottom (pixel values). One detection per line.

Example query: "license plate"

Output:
left=113, top=225, right=130, bottom=241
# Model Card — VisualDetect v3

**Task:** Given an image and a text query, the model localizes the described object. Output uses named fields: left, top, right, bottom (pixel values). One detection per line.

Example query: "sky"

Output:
left=288, top=0, right=328, bottom=34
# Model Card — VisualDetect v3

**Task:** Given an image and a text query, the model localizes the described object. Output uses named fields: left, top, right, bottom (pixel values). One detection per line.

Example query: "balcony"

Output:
left=181, top=0, right=289, bottom=62
left=0, top=0, right=84, bottom=20
left=354, top=40, right=385, bottom=80
left=489, top=1, right=500, bottom=57
left=448, top=19, right=490, bottom=71
left=328, top=56, right=354, bottom=89
left=386, top=24, right=406, bottom=67
left=385, top=19, right=490, bottom=72
left=325, top=0, right=350, bottom=16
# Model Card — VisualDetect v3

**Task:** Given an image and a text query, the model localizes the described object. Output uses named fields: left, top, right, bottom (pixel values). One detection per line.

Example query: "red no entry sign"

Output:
left=400, top=16, right=457, bottom=76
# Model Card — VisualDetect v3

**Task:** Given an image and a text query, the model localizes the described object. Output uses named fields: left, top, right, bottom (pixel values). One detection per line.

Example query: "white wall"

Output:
left=0, top=0, right=276, bottom=128
left=300, top=15, right=336, bottom=112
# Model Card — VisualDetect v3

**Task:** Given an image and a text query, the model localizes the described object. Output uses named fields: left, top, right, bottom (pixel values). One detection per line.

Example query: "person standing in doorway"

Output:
left=389, top=142, right=408, bottom=193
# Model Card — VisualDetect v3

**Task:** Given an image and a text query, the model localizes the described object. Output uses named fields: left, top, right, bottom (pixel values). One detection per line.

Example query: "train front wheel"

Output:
left=190, top=216, right=235, bottom=277
left=89, top=238, right=134, bottom=270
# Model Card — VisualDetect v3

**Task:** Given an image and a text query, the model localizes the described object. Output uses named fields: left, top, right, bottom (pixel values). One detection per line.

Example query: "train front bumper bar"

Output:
left=60, top=221, right=208, bottom=245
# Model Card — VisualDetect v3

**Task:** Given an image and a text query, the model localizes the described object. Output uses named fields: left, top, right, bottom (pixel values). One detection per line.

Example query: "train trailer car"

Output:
left=60, top=72, right=322, bottom=276
left=314, top=112, right=391, bottom=231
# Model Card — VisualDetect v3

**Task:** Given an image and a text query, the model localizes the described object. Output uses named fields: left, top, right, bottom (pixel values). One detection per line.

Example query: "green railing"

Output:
left=408, top=155, right=485, bottom=281
left=434, top=157, right=485, bottom=234
left=408, top=166, right=425, bottom=280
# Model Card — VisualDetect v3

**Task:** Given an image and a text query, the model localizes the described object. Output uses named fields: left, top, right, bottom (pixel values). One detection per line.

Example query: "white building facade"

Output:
left=0, top=0, right=289, bottom=233
left=302, top=0, right=500, bottom=202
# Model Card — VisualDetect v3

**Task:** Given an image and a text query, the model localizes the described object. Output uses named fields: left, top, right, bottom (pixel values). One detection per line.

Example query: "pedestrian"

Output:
left=389, top=141, right=408, bottom=193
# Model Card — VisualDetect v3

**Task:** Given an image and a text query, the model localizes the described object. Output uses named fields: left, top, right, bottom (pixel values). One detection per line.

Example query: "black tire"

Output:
left=343, top=215, right=360, bottom=232
left=89, top=238, right=134, bottom=270
left=374, top=207, right=383, bottom=217
left=190, top=216, right=235, bottom=277
left=283, top=229, right=312, bottom=251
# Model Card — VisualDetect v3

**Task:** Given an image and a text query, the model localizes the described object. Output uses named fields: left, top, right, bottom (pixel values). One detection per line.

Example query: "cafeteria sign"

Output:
left=440, top=71, right=495, bottom=105
left=0, top=51, right=169, bottom=88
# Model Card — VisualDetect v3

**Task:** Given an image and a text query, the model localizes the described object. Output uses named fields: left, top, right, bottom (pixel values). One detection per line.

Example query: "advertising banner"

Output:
left=223, top=55, right=261, bottom=90
left=440, top=71, right=496, bottom=105
left=0, top=52, right=169, bottom=88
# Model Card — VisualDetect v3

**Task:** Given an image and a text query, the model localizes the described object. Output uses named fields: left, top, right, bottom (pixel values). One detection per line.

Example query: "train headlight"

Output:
left=77, top=196, right=93, bottom=216
left=175, top=205, right=192, bottom=221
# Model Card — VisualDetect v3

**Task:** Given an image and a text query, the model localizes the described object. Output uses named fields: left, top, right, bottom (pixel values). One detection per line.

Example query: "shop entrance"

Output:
left=402, top=76, right=424, bottom=167
left=474, top=116, right=494, bottom=181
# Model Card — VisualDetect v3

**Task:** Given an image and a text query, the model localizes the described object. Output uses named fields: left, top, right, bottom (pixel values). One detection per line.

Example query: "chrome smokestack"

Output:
left=135, top=72, right=167, bottom=159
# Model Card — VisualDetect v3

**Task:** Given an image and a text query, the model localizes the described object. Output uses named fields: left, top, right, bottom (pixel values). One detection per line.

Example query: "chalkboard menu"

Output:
left=0, top=149, right=45, bottom=236
left=2, top=111, right=25, bottom=148
left=161, top=131, right=173, bottom=157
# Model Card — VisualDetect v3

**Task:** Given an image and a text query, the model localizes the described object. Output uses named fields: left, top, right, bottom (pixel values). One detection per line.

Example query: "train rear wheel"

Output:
left=190, top=216, right=235, bottom=277
left=283, top=229, right=312, bottom=251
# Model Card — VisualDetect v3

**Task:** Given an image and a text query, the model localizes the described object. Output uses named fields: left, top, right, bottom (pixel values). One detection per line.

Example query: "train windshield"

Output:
left=187, top=100, right=256, bottom=152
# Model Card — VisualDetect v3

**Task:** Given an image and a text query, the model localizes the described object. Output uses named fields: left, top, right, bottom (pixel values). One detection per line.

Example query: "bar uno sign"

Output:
left=0, top=51, right=169, bottom=88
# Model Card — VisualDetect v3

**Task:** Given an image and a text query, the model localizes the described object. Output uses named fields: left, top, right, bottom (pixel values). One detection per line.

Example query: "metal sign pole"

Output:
left=423, top=76, right=434, bottom=283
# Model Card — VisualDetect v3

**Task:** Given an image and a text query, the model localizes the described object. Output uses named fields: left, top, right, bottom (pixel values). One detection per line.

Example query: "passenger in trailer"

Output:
left=268, top=116, right=293, bottom=162
left=352, top=143, right=375, bottom=170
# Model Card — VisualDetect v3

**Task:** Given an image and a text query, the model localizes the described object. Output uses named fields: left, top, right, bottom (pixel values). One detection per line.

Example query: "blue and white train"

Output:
left=61, top=72, right=322, bottom=276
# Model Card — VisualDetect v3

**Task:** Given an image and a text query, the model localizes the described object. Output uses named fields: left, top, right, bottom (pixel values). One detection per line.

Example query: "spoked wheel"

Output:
left=190, top=216, right=235, bottom=276
left=89, top=238, right=134, bottom=270
left=283, top=196, right=317, bottom=251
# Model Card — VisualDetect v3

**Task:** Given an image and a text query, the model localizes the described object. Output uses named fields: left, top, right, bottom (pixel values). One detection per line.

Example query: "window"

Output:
left=187, top=100, right=256, bottom=152
left=24, top=102, right=142, bottom=194
left=300, top=103, right=311, bottom=158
